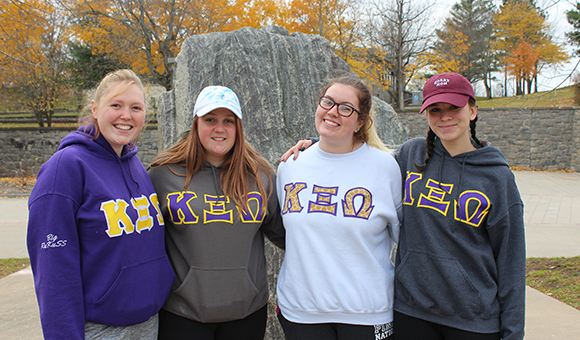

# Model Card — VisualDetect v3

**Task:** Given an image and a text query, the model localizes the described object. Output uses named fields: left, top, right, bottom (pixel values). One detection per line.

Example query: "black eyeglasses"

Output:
left=318, top=96, right=360, bottom=117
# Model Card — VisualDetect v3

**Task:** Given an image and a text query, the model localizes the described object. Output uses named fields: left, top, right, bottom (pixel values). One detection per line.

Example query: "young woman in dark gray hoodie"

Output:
left=393, top=73, right=525, bottom=340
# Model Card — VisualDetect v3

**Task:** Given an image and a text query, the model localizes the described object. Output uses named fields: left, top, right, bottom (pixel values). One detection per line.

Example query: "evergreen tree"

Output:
left=68, top=43, right=128, bottom=91
left=430, top=0, right=497, bottom=98
left=566, top=2, right=580, bottom=56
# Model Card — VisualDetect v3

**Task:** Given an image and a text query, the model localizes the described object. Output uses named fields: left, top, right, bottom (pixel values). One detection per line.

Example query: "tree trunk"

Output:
left=484, top=72, right=492, bottom=99
left=397, top=56, right=405, bottom=111
left=33, top=109, right=44, bottom=128
left=504, top=68, right=508, bottom=97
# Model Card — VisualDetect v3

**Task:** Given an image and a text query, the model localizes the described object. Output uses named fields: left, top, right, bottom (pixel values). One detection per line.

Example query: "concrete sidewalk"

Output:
left=1, top=171, right=580, bottom=339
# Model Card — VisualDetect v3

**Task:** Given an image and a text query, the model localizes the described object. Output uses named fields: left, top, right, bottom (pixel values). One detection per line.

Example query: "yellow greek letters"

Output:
left=150, top=193, right=165, bottom=226
left=281, top=183, right=374, bottom=219
left=132, top=195, right=153, bottom=233
left=282, top=183, right=307, bottom=213
left=101, top=199, right=135, bottom=237
left=342, top=188, right=374, bottom=219
left=100, top=195, right=163, bottom=237
left=309, top=185, right=338, bottom=214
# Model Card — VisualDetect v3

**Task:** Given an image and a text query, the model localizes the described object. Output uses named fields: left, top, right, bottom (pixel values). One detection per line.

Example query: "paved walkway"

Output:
left=1, top=171, right=579, bottom=339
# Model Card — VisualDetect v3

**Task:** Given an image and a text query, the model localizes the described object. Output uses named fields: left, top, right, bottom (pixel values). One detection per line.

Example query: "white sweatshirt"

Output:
left=276, top=142, right=402, bottom=325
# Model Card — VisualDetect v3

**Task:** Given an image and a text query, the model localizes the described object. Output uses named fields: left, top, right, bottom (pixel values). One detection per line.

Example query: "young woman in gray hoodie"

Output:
left=148, top=86, right=285, bottom=340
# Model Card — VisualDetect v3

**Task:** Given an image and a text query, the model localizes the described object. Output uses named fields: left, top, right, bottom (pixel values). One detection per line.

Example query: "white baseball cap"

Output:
left=193, top=85, right=242, bottom=119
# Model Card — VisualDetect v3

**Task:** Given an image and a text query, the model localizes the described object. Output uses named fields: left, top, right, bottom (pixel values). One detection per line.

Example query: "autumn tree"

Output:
left=493, top=0, right=567, bottom=95
left=62, top=0, right=243, bottom=91
left=281, top=0, right=364, bottom=73
left=504, top=38, right=540, bottom=92
left=61, top=0, right=371, bottom=94
left=365, top=0, right=434, bottom=110
left=428, top=0, right=497, bottom=99
left=0, top=0, right=71, bottom=126
left=231, top=0, right=286, bottom=29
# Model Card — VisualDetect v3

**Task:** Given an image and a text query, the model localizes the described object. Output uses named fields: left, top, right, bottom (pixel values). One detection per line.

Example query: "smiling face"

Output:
left=91, top=82, right=146, bottom=156
left=197, top=108, right=238, bottom=166
left=315, top=83, right=365, bottom=153
left=425, top=102, right=477, bottom=155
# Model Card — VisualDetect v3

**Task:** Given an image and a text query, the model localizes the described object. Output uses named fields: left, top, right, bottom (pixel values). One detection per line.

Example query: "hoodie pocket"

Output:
left=396, top=251, right=481, bottom=317
left=90, top=255, right=175, bottom=327
left=174, top=266, right=260, bottom=323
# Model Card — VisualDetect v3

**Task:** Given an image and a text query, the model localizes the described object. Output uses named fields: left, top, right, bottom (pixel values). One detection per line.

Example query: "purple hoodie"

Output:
left=27, top=126, right=175, bottom=340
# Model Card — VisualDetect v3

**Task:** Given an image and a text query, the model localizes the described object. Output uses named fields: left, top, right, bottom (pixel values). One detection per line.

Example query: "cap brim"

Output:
left=420, top=93, right=470, bottom=113
left=195, top=103, right=242, bottom=119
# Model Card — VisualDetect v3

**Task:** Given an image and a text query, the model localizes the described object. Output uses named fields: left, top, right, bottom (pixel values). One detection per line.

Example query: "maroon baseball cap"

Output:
left=420, top=73, right=475, bottom=113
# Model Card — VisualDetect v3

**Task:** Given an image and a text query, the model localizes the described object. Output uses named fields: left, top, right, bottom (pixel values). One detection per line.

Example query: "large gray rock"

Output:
left=159, top=25, right=407, bottom=157
left=157, top=25, right=407, bottom=340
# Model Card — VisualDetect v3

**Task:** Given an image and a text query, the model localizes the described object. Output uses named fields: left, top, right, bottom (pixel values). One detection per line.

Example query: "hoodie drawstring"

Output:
left=210, top=164, right=224, bottom=199
left=117, top=157, right=139, bottom=198
left=437, top=151, right=469, bottom=210
left=438, top=153, right=446, bottom=191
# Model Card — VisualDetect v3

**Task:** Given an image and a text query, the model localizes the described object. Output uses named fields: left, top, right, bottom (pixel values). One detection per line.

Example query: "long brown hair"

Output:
left=149, top=116, right=273, bottom=211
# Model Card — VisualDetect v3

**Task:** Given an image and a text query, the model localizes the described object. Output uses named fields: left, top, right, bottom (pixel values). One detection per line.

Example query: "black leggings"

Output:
left=394, top=311, right=500, bottom=340
left=157, top=305, right=267, bottom=340
left=277, top=310, right=393, bottom=340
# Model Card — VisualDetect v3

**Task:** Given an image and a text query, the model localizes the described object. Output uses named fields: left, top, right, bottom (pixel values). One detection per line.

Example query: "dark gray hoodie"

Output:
left=394, top=137, right=525, bottom=340
left=148, top=162, right=285, bottom=323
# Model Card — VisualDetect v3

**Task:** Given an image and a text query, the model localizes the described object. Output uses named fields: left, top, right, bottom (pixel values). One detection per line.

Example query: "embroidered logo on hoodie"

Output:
left=41, top=234, right=68, bottom=249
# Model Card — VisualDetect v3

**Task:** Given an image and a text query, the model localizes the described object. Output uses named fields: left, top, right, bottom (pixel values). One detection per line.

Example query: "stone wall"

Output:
left=397, top=107, right=580, bottom=172
left=2, top=107, right=580, bottom=177
left=0, top=126, right=159, bottom=177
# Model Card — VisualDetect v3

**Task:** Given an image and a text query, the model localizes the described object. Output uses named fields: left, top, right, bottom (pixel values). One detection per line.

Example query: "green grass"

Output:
left=0, top=258, right=30, bottom=279
left=403, top=85, right=577, bottom=111
left=526, top=256, right=580, bottom=311
left=476, top=86, right=577, bottom=108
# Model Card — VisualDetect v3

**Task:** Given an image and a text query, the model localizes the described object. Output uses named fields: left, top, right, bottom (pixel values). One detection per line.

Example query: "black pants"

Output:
left=277, top=310, right=393, bottom=340
left=158, top=305, right=267, bottom=340
left=393, top=311, right=501, bottom=340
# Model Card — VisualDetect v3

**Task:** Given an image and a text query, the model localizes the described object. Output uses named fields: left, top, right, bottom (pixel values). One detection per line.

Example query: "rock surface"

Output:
left=157, top=25, right=408, bottom=339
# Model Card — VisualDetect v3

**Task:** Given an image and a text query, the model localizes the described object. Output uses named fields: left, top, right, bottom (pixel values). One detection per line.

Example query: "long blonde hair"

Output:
left=149, top=116, right=273, bottom=211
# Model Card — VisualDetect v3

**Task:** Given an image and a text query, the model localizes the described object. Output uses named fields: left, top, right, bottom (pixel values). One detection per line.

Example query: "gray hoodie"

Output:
left=148, top=162, right=284, bottom=323
left=394, top=137, right=525, bottom=340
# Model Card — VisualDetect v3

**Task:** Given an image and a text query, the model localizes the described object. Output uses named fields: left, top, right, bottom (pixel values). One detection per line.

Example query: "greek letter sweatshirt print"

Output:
left=395, top=137, right=525, bottom=340
left=27, top=126, right=175, bottom=340
left=276, top=143, right=402, bottom=325
left=148, top=162, right=285, bottom=323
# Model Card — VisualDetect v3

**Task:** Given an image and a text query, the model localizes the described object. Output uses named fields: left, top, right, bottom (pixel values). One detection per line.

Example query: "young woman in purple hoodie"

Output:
left=27, top=70, right=174, bottom=340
